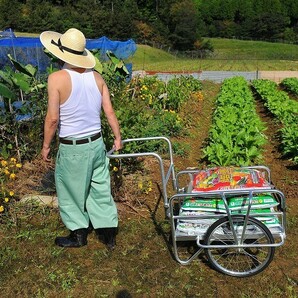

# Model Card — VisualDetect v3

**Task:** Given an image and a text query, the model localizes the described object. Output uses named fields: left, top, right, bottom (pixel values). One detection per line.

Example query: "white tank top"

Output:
left=59, top=68, right=102, bottom=138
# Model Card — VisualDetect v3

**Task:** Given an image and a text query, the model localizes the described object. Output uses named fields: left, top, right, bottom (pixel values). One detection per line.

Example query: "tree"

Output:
left=0, top=0, right=22, bottom=30
left=248, top=12, right=290, bottom=40
left=169, top=0, right=199, bottom=50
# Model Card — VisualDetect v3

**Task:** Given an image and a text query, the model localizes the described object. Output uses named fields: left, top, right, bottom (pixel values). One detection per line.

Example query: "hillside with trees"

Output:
left=0, top=0, right=298, bottom=50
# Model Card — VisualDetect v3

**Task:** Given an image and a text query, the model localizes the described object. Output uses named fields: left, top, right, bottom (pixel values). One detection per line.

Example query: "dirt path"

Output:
left=172, top=80, right=220, bottom=170
left=254, top=93, right=298, bottom=286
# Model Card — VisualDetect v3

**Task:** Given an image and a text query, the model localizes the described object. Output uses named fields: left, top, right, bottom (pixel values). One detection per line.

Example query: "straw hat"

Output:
left=40, top=28, right=96, bottom=69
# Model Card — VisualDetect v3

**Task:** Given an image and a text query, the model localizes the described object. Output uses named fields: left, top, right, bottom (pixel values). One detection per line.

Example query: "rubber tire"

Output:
left=204, top=215, right=275, bottom=277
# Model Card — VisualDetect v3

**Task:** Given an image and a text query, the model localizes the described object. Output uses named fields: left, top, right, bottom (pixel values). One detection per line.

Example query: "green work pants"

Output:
left=55, top=136, right=118, bottom=231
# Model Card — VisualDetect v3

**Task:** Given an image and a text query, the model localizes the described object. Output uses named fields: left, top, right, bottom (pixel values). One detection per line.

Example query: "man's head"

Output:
left=40, top=28, right=96, bottom=69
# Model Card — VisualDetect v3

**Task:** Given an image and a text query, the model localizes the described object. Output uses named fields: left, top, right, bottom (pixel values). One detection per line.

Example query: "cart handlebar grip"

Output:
left=106, top=136, right=174, bottom=159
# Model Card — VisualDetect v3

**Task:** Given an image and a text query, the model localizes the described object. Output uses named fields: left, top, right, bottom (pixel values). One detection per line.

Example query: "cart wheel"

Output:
left=204, top=215, right=275, bottom=277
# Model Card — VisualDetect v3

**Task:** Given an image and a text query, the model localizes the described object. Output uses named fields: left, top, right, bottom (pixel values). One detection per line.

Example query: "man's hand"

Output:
left=113, top=138, right=122, bottom=151
left=42, top=146, right=51, bottom=162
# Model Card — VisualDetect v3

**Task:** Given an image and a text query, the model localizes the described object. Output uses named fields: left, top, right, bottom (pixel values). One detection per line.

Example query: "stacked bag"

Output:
left=176, top=167, right=280, bottom=236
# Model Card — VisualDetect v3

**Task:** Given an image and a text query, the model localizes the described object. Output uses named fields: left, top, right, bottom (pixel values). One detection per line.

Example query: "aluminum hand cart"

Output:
left=107, top=136, right=286, bottom=277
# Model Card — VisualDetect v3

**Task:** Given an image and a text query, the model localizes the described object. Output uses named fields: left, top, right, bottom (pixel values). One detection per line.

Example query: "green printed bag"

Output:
left=181, top=198, right=226, bottom=213
left=231, top=208, right=280, bottom=227
left=228, top=195, right=278, bottom=210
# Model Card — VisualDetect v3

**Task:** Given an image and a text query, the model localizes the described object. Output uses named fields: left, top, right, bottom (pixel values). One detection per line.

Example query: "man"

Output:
left=40, top=28, right=122, bottom=250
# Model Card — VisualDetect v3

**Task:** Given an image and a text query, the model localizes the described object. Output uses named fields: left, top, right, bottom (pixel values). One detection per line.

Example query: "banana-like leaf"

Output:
left=8, top=54, right=35, bottom=77
left=12, top=73, right=31, bottom=92
left=107, top=51, right=129, bottom=74
left=0, top=69, right=13, bottom=86
left=0, top=82, right=16, bottom=99
left=94, top=56, right=103, bottom=74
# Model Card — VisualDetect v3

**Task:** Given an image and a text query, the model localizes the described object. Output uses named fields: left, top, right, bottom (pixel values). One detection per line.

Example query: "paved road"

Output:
left=133, top=70, right=298, bottom=83
left=133, top=70, right=258, bottom=82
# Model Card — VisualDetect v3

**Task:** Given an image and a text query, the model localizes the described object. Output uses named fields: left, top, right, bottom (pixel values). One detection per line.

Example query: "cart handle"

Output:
left=107, top=136, right=177, bottom=215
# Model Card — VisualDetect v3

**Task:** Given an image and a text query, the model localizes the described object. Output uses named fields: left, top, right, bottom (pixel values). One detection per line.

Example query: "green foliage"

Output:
left=102, top=75, right=201, bottom=154
left=93, top=50, right=130, bottom=94
left=203, top=76, right=266, bottom=166
left=166, top=76, right=202, bottom=111
left=0, top=50, right=201, bottom=162
left=281, top=77, right=298, bottom=96
left=198, top=0, right=295, bottom=42
left=252, top=79, right=298, bottom=164
left=0, top=55, right=48, bottom=161
left=169, top=0, right=200, bottom=50
left=2, top=0, right=298, bottom=51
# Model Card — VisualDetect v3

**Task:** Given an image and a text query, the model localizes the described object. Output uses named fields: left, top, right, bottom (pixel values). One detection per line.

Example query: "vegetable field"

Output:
left=0, top=58, right=298, bottom=296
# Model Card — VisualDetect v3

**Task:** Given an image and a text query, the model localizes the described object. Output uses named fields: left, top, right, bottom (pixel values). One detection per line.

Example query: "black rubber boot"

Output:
left=96, top=227, right=118, bottom=250
left=55, top=228, right=88, bottom=247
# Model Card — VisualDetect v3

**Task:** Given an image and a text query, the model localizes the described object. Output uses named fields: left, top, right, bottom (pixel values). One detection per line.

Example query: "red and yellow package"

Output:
left=192, top=167, right=271, bottom=192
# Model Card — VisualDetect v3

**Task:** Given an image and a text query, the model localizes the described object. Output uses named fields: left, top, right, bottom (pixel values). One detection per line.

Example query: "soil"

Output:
left=10, top=80, right=298, bottom=297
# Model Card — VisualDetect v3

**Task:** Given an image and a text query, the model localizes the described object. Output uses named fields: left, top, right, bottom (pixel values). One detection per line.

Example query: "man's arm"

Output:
left=100, top=78, right=122, bottom=151
left=42, top=73, right=60, bottom=161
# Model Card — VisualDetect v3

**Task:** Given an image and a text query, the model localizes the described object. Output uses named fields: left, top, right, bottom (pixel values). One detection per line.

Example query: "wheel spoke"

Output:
left=204, top=215, right=275, bottom=277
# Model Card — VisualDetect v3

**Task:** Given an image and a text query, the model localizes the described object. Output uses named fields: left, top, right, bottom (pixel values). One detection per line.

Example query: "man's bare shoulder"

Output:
left=48, top=70, right=69, bottom=83
left=93, top=71, right=105, bottom=83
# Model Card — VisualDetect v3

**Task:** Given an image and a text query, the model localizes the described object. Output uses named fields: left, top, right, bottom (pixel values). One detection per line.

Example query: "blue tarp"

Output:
left=0, top=28, right=16, bottom=38
left=0, top=29, right=137, bottom=72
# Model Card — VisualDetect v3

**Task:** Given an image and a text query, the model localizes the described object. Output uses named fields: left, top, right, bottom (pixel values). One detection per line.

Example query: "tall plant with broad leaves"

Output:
left=0, top=54, right=47, bottom=160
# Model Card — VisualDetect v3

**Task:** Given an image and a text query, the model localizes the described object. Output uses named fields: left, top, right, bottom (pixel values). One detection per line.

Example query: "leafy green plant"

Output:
left=252, top=79, right=298, bottom=164
left=0, top=54, right=47, bottom=160
left=165, top=76, right=202, bottom=112
left=280, top=77, right=298, bottom=96
left=101, top=75, right=197, bottom=155
left=93, top=50, right=130, bottom=95
left=203, top=77, right=266, bottom=166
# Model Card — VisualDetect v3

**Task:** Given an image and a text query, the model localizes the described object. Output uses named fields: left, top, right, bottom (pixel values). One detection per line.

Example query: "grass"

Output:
left=14, top=32, right=40, bottom=37
left=130, top=38, right=298, bottom=71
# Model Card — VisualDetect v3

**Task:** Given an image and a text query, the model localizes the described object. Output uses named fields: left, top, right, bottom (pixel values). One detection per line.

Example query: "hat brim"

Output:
left=40, top=31, right=96, bottom=69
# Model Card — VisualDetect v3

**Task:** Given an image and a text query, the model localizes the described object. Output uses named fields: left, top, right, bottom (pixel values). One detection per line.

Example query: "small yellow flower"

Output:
left=10, top=158, right=17, bottom=163
left=113, top=166, right=118, bottom=172
left=9, top=191, right=14, bottom=196
left=138, top=181, right=143, bottom=189
left=16, top=163, right=22, bottom=168
left=4, top=169, right=10, bottom=175
left=10, top=173, right=16, bottom=180
left=0, top=206, right=4, bottom=212
left=4, top=197, right=9, bottom=203
left=1, top=160, right=7, bottom=167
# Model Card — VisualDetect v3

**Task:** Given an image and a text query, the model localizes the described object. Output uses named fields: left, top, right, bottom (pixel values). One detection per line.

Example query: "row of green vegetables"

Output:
left=280, top=77, right=298, bottom=96
left=203, top=76, right=266, bottom=166
left=251, top=79, right=298, bottom=164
